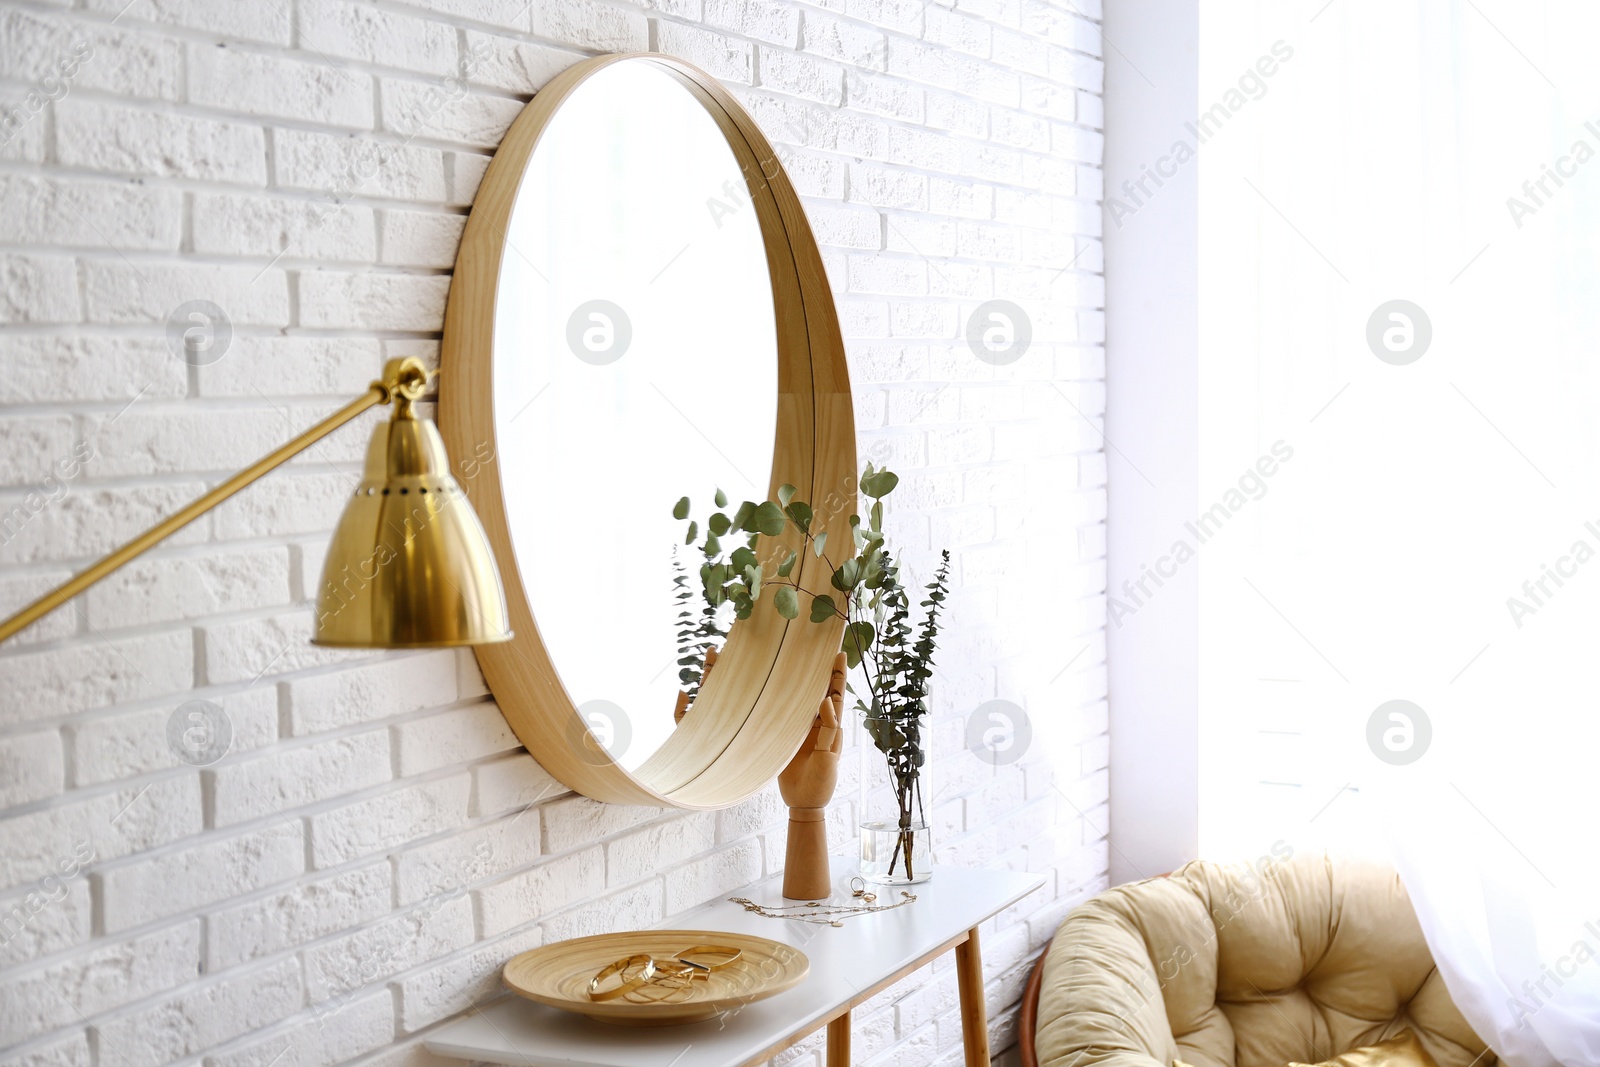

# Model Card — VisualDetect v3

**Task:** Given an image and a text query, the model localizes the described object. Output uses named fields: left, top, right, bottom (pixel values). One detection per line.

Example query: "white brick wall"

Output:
left=0, top=0, right=1108, bottom=1064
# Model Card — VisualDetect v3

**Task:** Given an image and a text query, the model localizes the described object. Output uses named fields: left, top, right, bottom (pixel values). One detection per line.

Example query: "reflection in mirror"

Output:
left=493, top=60, right=778, bottom=771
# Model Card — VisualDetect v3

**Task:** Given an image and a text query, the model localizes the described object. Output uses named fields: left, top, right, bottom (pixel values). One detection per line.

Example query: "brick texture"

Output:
left=0, top=0, right=1107, bottom=1064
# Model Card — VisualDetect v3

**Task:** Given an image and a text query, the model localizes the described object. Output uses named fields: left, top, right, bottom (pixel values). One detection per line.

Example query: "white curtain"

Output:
left=1375, top=753, right=1600, bottom=1067
left=1194, top=2, right=1600, bottom=1063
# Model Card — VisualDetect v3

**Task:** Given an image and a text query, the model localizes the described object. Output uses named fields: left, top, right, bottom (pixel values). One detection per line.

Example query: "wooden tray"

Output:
left=502, top=930, right=810, bottom=1026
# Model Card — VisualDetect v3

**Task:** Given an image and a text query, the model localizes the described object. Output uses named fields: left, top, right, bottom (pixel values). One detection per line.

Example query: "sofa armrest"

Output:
left=1034, top=897, right=1179, bottom=1067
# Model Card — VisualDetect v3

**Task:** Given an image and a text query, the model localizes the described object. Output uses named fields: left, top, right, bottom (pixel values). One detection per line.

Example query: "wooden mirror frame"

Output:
left=439, top=53, right=856, bottom=809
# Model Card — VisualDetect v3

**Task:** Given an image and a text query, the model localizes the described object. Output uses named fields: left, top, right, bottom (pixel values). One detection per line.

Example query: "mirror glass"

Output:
left=492, top=61, right=778, bottom=771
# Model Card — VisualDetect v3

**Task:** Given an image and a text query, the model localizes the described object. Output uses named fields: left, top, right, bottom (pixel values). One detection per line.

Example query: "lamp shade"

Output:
left=313, top=403, right=511, bottom=648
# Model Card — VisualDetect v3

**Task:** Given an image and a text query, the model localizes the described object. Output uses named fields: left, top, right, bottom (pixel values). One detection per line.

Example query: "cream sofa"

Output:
left=1034, top=854, right=1497, bottom=1067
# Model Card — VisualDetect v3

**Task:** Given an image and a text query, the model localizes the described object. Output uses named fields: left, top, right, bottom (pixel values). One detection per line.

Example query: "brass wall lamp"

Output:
left=0, top=357, right=511, bottom=649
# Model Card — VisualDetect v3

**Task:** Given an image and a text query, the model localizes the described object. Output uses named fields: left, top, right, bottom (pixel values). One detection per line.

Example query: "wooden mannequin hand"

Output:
left=778, top=653, right=846, bottom=811
left=777, top=652, right=847, bottom=899
left=673, top=647, right=718, bottom=725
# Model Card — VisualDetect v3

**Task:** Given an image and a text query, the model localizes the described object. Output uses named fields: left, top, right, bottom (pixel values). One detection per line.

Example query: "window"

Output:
left=1197, top=0, right=1600, bottom=859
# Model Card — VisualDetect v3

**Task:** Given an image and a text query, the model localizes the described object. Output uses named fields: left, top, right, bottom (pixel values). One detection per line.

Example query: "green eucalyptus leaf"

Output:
left=673, top=496, right=691, bottom=520
left=861, top=469, right=899, bottom=499
left=777, top=484, right=798, bottom=507
left=777, top=550, right=798, bottom=578
left=813, top=531, right=828, bottom=558
left=730, top=501, right=755, bottom=532
left=730, top=546, right=758, bottom=573
left=685, top=520, right=698, bottom=545
left=774, top=586, right=799, bottom=619
left=844, top=621, right=875, bottom=665
left=832, top=558, right=861, bottom=592
left=784, top=501, right=812, bottom=533
left=753, top=501, right=786, bottom=537
left=709, top=512, right=731, bottom=537
left=705, top=532, right=721, bottom=556
left=714, top=488, right=728, bottom=508
left=870, top=501, right=883, bottom=531
left=810, top=594, right=837, bottom=623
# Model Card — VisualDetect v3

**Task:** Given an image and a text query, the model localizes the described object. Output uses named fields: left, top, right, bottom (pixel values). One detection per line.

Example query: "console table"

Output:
left=424, top=856, right=1044, bottom=1067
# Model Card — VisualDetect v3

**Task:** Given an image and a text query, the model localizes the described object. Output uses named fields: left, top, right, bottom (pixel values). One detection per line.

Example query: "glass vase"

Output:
left=857, top=715, right=934, bottom=884
left=859, top=818, right=933, bottom=884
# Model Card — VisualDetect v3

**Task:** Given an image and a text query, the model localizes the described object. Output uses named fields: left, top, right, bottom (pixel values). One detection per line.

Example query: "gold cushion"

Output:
left=1288, top=1029, right=1440, bottom=1067
left=1034, top=854, right=1496, bottom=1067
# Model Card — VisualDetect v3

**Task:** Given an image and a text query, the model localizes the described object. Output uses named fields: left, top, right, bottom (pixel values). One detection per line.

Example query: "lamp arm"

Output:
left=0, top=364, right=421, bottom=647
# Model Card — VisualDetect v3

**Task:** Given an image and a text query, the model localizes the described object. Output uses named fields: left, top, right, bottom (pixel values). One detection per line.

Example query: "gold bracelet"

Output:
left=588, top=954, right=656, bottom=1001
left=673, top=945, right=743, bottom=976
left=623, top=962, right=697, bottom=1004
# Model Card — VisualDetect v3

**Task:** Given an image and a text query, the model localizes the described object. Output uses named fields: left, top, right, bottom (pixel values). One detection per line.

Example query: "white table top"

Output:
left=424, top=856, right=1044, bottom=1067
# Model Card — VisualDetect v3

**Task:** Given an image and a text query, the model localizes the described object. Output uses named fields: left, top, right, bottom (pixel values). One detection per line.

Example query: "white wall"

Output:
left=0, top=1, right=1107, bottom=1065
left=1102, top=0, right=1198, bottom=883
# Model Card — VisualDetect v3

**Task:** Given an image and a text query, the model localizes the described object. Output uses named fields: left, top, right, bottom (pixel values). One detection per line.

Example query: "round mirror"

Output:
left=493, top=61, right=778, bottom=772
left=441, top=54, right=856, bottom=808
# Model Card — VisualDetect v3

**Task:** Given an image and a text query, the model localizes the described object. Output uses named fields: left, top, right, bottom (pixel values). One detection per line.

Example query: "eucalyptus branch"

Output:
left=673, top=464, right=949, bottom=882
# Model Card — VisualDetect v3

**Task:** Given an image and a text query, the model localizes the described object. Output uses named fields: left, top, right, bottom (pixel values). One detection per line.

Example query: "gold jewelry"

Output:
left=848, top=877, right=877, bottom=904
left=597, top=945, right=746, bottom=1005
left=588, top=954, right=656, bottom=1001
left=729, top=891, right=917, bottom=927
left=588, top=944, right=751, bottom=1005
left=674, top=945, right=742, bottom=974
left=621, top=961, right=696, bottom=1004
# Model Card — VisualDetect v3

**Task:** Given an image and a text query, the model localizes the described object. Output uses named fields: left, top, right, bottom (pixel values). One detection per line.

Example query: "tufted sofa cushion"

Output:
left=1035, top=853, right=1496, bottom=1067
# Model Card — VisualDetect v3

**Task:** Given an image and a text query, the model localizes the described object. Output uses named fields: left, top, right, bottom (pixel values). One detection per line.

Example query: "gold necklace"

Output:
left=729, top=889, right=917, bottom=927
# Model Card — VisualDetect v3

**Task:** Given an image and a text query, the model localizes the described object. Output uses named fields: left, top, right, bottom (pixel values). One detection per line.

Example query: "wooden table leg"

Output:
left=826, top=1009, right=851, bottom=1067
left=955, top=926, right=990, bottom=1067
